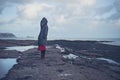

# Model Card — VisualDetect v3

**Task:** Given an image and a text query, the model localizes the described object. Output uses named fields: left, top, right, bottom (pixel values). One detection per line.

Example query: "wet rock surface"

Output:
left=1, top=47, right=120, bottom=80
left=0, top=39, right=120, bottom=80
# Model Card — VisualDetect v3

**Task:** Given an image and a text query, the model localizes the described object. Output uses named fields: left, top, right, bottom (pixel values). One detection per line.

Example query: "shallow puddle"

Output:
left=96, top=58, right=120, bottom=65
left=0, top=58, right=17, bottom=79
left=102, top=41, right=120, bottom=46
left=4, top=45, right=52, bottom=52
left=5, top=45, right=37, bottom=52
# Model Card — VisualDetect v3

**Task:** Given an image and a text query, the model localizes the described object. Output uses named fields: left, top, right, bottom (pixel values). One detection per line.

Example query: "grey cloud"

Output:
left=115, top=0, right=120, bottom=13
left=96, top=5, right=113, bottom=15
left=108, top=13, right=120, bottom=20
left=0, top=0, right=8, bottom=5
left=0, top=7, right=4, bottom=14
left=0, top=0, right=35, bottom=14
left=94, top=0, right=120, bottom=20
left=0, top=0, right=8, bottom=14
left=0, top=17, right=17, bottom=25
left=0, top=0, right=13, bottom=13
left=0, top=0, right=34, bottom=4
left=108, top=0, right=120, bottom=20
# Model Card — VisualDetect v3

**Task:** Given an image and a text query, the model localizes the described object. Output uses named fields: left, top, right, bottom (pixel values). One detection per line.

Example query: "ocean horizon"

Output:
left=1, top=37, right=120, bottom=46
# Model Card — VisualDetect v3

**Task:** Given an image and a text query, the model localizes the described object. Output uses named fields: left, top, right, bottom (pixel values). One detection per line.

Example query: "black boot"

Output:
left=41, top=50, right=46, bottom=59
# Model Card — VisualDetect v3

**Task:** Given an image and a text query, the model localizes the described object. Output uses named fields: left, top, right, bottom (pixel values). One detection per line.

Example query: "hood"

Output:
left=40, top=17, right=48, bottom=28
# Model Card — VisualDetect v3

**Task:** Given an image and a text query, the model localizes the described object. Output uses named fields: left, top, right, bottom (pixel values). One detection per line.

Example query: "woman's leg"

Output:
left=41, top=50, right=46, bottom=59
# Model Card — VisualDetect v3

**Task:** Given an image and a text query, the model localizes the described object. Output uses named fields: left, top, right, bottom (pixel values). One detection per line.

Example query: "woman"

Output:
left=38, top=17, right=48, bottom=59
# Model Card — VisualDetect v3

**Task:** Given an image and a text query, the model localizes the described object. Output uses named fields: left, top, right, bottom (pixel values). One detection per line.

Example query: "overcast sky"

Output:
left=0, top=0, right=120, bottom=40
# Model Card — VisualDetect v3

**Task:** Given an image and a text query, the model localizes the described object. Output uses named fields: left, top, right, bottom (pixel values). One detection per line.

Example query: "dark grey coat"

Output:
left=38, top=17, right=48, bottom=46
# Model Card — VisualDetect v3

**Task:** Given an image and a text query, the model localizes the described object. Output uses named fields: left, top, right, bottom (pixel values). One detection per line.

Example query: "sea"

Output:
left=26, top=37, right=120, bottom=46
left=0, top=37, right=120, bottom=46
left=75, top=38, right=120, bottom=46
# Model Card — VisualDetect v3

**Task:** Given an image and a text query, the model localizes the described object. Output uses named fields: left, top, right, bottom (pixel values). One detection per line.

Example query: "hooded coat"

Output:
left=38, top=17, right=48, bottom=46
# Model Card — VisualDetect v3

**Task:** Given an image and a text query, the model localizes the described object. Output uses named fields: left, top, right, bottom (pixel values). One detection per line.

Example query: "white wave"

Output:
left=63, top=54, right=78, bottom=60
left=55, top=44, right=65, bottom=52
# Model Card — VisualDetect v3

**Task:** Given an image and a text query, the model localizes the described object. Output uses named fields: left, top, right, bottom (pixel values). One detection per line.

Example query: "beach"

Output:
left=0, top=39, right=120, bottom=80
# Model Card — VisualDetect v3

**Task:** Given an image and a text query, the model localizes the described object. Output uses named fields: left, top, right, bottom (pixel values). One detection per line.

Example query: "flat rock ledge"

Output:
left=1, top=47, right=120, bottom=80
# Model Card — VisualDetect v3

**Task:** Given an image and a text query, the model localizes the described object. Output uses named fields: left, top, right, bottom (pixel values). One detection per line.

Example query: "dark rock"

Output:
left=0, top=33, right=16, bottom=38
left=56, top=69, right=64, bottom=73
left=0, top=40, right=120, bottom=80
left=16, top=75, right=33, bottom=80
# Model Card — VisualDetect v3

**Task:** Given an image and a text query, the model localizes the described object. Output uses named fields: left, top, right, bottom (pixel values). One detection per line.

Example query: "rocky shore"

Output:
left=0, top=39, right=120, bottom=80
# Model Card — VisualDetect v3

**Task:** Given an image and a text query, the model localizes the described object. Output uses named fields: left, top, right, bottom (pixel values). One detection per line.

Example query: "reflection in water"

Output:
left=0, top=58, right=16, bottom=79
left=96, top=58, right=120, bottom=65
left=102, top=41, right=120, bottom=46
left=4, top=45, right=52, bottom=52
left=5, top=45, right=37, bottom=52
